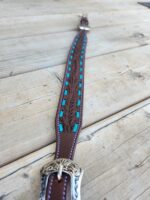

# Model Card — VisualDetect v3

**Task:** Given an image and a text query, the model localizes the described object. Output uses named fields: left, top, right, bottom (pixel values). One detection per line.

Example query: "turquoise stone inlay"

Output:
left=73, top=123, right=79, bottom=133
left=66, top=73, right=70, bottom=78
left=59, top=111, right=64, bottom=117
left=64, top=90, right=68, bottom=96
left=59, top=124, right=63, bottom=132
left=77, top=99, right=81, bottom=106
left=80, top=68, right=83, bottom=72
left=76, top=112, right=80, bottom=118
left=79, top=83, right=82, bottom=88
left=65, top=81, right=69, bottom=86
left=58, top=33, right=87, bottom=135
left=78, top=90, right=81, bottom=96
left=80, top=74, right=83, bottom=79
left=80, top=61, right=83, bottom=66
left=62, top=99, right=66, bottom=106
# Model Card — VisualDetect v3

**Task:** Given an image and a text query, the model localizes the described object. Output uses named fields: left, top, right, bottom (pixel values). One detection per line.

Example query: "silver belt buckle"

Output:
left=40, top=158, right=84, bottom=200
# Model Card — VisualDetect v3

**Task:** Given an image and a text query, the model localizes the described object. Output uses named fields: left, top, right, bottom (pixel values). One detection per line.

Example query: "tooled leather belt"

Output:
left=40, top=16, right=90, bottom=200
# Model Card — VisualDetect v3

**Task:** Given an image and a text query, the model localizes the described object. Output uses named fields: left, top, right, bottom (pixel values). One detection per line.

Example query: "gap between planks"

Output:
left=0, top=44, right=148, bottom=80
left=0, top=44, right=150, bottom=166
left=0, top=98, right=150, bottom=179
left=0, top=98, right=150, bottom=200
left=1, top=95, right=150, bottom=169
left=0, top=10, right=150, bottom=40
left=0, top=20, right=150, bottom=78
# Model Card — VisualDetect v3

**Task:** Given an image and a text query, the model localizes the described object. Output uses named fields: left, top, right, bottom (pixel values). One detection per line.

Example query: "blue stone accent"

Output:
left=80, top=61, right=83, bottom=66
left=67, top=73, right=70, bottom=78
left=71, top=50, right=74, bottom=53
left=65, top=81, right=69, bottom=86
left=76, top=112, right=80, bottom=118
left=62, top=99, right=66, bottom=106
left=59, top=111, right=64, bottom=117
left=70, top=55, right=73, bottom=60
left=79, top=83, right=82, bottom=88
left=64, top=90, right=68, bottom=96
left=68, top=61, right=72, bottom=65
left=73, top=123, right=79, bottom=133
left=68, top=67, right=71, bottom=71
left=78, top=90, right=81, bottom=96
left=80, top=68, right=83, bottom=72
left=77, top=99, right=81, bottom=106
left=80, top=74, right=83, bottom=79
left=59, top=124, right=63, bottom=132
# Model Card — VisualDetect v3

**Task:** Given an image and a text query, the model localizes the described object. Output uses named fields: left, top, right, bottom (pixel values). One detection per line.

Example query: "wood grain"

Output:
left=0, top=45, right=150, bottom=166
left=0, top=1, right=150, bottom=199
left=0, top=10, right=150, bottom=40
left=0, top=20, right=150, bottom=78
left=0, top=99, right=149, bottom=200
left=0, top=0, right=147, bottom=18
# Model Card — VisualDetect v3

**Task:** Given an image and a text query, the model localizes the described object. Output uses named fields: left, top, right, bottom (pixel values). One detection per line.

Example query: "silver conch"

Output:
left=39, top=158, right=84, bottom=200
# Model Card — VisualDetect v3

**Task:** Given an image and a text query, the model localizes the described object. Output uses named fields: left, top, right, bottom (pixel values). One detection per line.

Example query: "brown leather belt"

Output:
left=40, top=16, right=89, bottom=200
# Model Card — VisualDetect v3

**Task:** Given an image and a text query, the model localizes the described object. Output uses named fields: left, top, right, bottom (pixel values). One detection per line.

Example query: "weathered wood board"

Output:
left=0, top=20, right=150, bottom=78
left=1, top=10, right=150, bottom=40
left=0, top=0, right=150, bottom=78
left=0, top=0, right=150, bottom=199
left=0, top=100, right=150, bottom=200
left=0, top=0, right=147, bottom=18
left=0, top=45, right=150, bottom=166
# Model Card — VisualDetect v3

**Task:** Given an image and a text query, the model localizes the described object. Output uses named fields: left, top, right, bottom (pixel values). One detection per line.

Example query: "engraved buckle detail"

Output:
left=40, top=158, right=84, bottom=200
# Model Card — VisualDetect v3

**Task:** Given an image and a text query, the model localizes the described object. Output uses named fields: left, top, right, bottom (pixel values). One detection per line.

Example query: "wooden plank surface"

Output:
left=0, top=99, right=150, bottom=200
left=0, top=0, right=150, bottom=78
left=0, top=1, right=150, bottom=199
left=1, top=10, right=150, bottom=40
left=0, top=0, right=147, bottom=18
left=0, top=20, right=150, bottom=78
left=0, top=45, right=150, bottom=166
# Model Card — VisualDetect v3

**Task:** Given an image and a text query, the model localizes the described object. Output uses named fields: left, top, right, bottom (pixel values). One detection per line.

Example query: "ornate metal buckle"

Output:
left=40, top=158, right=84, bottom=200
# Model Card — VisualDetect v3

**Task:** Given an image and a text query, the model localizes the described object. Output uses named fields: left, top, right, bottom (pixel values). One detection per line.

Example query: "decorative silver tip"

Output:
left=79, top=14, right=90, bottom=31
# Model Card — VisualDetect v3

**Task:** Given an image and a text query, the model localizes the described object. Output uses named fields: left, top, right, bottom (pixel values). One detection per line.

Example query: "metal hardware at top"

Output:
left=79, top=15, right=90, bottom=31
left=39, top=158, right=84, bottom=200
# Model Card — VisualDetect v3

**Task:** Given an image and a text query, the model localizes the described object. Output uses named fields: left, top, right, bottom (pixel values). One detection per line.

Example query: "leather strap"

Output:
left=44, top=17, right=89, bottom=200
left=55, top=30, right=87, bottom=160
